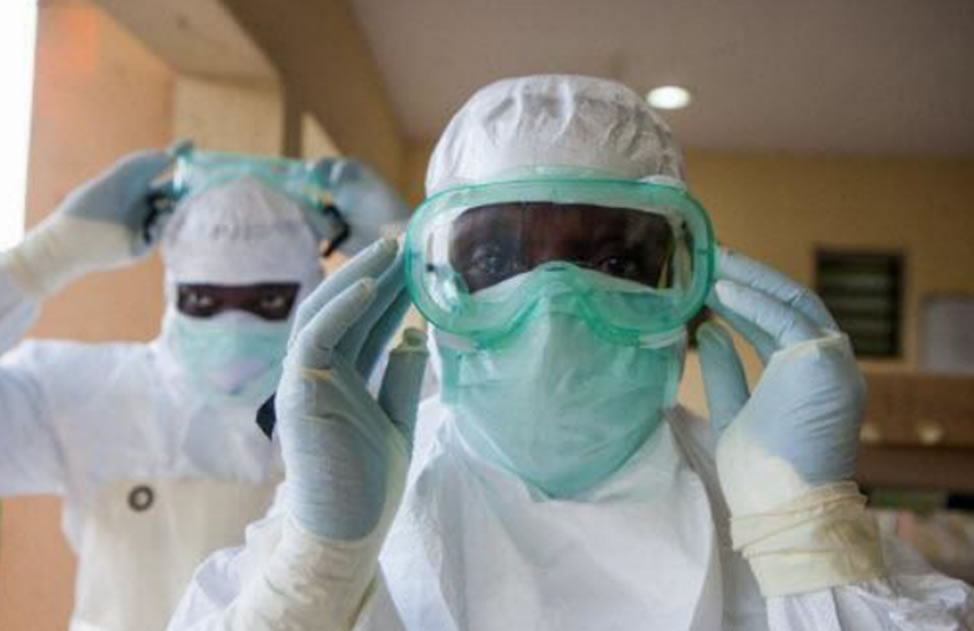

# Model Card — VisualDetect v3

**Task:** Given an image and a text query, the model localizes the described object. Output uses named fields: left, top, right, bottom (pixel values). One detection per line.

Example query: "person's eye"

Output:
left=260, top=294, right=288, bottom=311
left=597, top=255, right=640, bottom=280
left=469, top=243, right=517, bottom=278
left=186, top=292, right=216, bottom=309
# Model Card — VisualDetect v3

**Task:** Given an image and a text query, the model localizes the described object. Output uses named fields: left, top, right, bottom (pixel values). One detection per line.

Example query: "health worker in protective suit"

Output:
left=0, top=143, right=409, bottom=631
left=167, top=76, right=974, bottom=630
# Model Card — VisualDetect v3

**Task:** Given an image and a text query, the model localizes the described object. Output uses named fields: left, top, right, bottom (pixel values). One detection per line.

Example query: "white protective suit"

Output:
left=166, top=76, right=974, bottom=630
left=0, top=177, right=324, bottom=631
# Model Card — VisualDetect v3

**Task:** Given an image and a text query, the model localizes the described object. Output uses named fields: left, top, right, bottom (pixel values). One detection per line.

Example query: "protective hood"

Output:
left=425, top=74, right=685, bottom=194
left=419, top=75, right=693, bottom=496
left=160, top=176, right=324, bottom=293
left=156, top=177, right=324, bottom=405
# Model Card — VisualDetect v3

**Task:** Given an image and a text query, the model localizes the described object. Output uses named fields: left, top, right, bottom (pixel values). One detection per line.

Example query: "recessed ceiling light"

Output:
left=646, top=85, right=692, bottom=110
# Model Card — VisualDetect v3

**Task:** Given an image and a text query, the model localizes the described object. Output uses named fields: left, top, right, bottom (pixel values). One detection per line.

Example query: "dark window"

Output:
left=815, top=250, right=903, bottom=358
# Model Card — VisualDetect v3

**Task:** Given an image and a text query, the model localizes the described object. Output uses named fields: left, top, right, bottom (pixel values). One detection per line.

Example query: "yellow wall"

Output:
left=221, top=0, right=405, bottom=182
left=0, top=2, right=175, bottom=630
left=688, top=151, right=974, bottom=368
left=301, top=113, right=341, bottom=161
left=403, top=142, right=974, bottom=414
left=166, top=72, right=344, bottom=161
left=681, top=151, right=974, bottom=412
left=172, top=76, right=283, bottom=155
left=26, top=3, right=174, bottom=344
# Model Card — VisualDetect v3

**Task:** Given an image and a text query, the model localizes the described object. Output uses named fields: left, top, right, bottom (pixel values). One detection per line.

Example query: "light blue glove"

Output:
left=312, top=158, right=411, bottom=257
left=2, top=140, right=190, bottom=296
left=696, top=248, right=884, bottom=596
left=276, top=237, right=428, bottom=541
left=697, top=247, right=865, bottom=516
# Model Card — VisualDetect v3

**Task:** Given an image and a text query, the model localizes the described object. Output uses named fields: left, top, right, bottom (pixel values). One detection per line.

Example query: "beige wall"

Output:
left=26, top=3, right=174, bottom=344
left=0, top=2, right=175, bottom=629
left=682, top=151, right=974, bottom=413
left=403, top=142, right=974, bottom=414
left=302, top=113, right=341, bottom=161
left=221, top=0, right=405, bottom=183
left=171, top=78, right=343, bottom=166
left=172, top=76, right=283, bottom=155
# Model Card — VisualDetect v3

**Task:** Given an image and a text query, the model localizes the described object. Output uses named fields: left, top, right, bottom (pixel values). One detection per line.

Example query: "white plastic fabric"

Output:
left=71, top=478, right=278, bottom=631
left=425, top=74, right=685, bottom=194
left=161, top=177, right=324, bottom=291
left=2, top=214, right=137, bottom=297
left=167, top=400, right=974, bottom=630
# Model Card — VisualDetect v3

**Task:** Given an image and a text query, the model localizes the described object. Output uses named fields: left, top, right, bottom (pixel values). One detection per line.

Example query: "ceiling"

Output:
left=349, top=0, right=974, bottom=156
left=93, top=0, right=275, bottom=81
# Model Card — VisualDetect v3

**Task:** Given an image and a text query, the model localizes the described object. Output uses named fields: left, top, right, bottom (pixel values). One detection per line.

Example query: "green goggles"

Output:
left=172, top=149, right=324, bottom=205
left=404, top=177, right=717, bottom=347
left=145, top=148, right=348, bottom=254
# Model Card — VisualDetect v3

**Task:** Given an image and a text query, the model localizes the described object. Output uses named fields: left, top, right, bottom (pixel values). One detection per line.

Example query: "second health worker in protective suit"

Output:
left=169, top=76, right=974, bottom=630
left=0, top=144, right=409, bottom=631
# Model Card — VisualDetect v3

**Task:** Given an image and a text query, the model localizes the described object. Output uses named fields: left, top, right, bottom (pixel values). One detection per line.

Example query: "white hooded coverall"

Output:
left=0, top=178, right=324, bottom=631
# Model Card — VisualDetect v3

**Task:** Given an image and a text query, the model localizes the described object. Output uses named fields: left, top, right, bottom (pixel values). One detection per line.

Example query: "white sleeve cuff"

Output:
left=229, top=515, right=385, bottom=630
left=0, top=261, right=40, bottom=351
left=732, top=482, right=886, bottom=597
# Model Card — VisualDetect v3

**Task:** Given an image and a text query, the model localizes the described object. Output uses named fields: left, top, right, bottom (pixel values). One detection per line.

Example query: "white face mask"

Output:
left=162, top=310, right=291, bottom=407
left=435, top=291, right=686, bottom=498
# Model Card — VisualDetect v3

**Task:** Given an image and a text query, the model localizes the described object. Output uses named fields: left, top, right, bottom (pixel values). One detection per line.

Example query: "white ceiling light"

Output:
left=646, top=85, right=692, bottom=110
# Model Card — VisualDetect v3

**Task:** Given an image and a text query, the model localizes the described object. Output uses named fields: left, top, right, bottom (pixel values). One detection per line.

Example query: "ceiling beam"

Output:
left=219, top=0, right=406, bottom=183
left=91, top=0, right=276, bottom=81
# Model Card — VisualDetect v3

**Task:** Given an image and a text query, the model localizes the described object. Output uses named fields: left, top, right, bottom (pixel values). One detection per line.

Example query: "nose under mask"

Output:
left=163, top=310, right=291, bottom=407
left=435, top=297, right=685, bottom=498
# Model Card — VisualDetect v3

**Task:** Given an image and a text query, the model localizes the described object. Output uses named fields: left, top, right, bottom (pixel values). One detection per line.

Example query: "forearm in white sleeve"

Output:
left=0, top=261, right=41, bottom=353
left=168, top=495, right=405, bottom=631
left=0, top=263, right=67, bottom=496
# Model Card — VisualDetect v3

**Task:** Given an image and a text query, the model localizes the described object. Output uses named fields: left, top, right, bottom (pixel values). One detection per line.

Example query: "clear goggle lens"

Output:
left=172, top=149, right=327, bottom=206
left=405, top=178, right=716, bottom=347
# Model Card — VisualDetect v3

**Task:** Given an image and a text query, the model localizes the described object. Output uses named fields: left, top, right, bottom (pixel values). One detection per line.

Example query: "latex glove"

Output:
left=313, top=158, right=411, bottom=256
left=697, top=247, right=883, bottom=596
left=227, top=240, right=424, bottom=630
left=277, top=236, right=428, bottom=542
left=2, top=140, right=189, bottom=297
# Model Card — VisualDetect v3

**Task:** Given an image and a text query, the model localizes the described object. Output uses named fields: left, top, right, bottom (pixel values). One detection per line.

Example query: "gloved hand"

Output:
left=697, top=247, right=883, bottom=596
left=2, top=140, right=189, bottom=297
left=231, top=239, right=425, bottom=627
left=313, top=158, right=411, bottom=257
left=276, top=236, right=428, bottom=542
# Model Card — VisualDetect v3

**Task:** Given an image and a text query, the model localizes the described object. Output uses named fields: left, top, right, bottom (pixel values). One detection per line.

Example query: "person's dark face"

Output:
left=448, top=202, right=676, bottom=293
left=176, top=283, right=300, bottom=321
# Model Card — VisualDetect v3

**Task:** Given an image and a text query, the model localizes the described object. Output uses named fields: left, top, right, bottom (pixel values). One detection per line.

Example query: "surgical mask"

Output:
left=436, top=272, right=686, bottom=498
left=163, top=311, right=291, bottom=407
